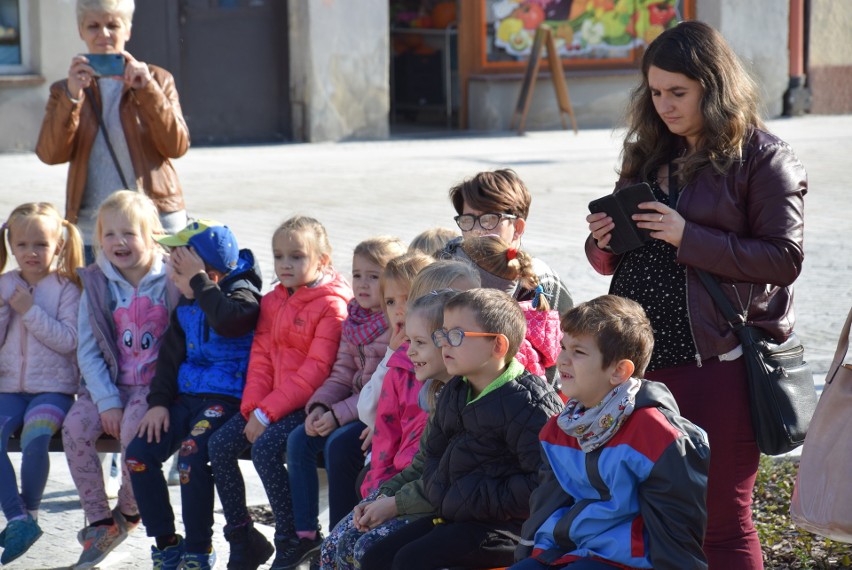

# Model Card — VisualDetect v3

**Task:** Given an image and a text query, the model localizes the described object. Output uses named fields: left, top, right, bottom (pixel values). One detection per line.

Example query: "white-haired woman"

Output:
left=36, top=0, right=189, bottom=263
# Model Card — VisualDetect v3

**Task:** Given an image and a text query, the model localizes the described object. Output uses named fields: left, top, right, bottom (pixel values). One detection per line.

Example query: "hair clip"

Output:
left=506, top=248, right=518, bottom=261
left=532, top=284, right=545, bottom=309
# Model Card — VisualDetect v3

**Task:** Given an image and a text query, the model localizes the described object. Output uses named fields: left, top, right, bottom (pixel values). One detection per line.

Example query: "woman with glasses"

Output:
left=443, top=169, right=573, bottom=316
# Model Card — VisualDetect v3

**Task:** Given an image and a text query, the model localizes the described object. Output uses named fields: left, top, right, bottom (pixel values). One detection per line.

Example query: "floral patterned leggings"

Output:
left=319, top=489, right=408, bottom=570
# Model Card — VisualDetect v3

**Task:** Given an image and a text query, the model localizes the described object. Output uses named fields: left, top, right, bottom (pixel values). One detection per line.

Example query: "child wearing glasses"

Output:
left=511, top=296, right=709, bottom=570
left=361, top=288, right=564, bottom=570
left=445, top=169, right=573, bottom=315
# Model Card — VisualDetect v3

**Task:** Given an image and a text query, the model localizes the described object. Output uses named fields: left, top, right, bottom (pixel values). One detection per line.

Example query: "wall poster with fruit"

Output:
left=488, top=0, right=691, bottom=68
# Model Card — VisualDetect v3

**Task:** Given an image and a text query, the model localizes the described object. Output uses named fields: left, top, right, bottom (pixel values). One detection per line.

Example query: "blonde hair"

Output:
left=1, top=203, right=84, bottom=288
left=380, top=252, right=434, bottom=309
left=77, top=0, right=134, bottom=29
left=458, top=235, right=550, bottom=311
left=93, top=191, right=164, bottom=261
left=354, top=236, right=406, bottom=269
left=408, top=289, right=459, bottom=412
left=408, top=259, right=481, bottom=303
left=273, top=215, right=334, bottom=270
left=408, top=227, right=460, bottom=257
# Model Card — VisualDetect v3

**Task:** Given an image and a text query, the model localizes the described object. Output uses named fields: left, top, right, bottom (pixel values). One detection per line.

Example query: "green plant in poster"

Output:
left=492, top=0, right=680, bottom=59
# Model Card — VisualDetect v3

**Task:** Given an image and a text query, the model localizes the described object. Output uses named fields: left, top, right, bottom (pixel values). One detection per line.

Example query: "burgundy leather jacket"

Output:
left=586, top=128, right=807, bottom=363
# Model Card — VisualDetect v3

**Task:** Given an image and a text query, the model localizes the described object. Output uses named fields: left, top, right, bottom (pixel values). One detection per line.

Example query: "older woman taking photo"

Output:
left=36, top=0, right=189, bottom=261
left=586, top=21, right=806, bottom=570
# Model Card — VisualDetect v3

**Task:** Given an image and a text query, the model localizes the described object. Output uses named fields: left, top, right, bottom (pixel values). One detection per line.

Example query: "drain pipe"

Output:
left=783, top=0, right=811, bottom=115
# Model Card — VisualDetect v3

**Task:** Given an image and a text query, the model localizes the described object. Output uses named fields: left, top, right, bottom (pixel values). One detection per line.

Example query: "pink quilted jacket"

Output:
left=360, top=345, right=428, bottom=497
left=515, top=300, right=562, bottom=377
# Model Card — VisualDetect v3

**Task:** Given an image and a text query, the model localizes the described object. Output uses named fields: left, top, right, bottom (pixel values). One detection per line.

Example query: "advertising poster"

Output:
left=490, top=0, right=683, bottom=63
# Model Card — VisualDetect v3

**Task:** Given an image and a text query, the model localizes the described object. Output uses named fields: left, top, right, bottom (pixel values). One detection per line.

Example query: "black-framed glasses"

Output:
left=453, top=212, right=518, bottom=232
left=431, top=327, right=503, bottom=348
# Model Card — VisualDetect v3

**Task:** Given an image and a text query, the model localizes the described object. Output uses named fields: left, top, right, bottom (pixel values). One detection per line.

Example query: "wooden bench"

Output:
left=6, top=431, right=122, bottom=453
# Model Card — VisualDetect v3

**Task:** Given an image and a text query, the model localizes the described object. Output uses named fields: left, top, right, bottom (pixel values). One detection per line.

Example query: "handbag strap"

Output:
left=694, top=269, right=747, bottom=331
left=827, top=306, right=852, bottom=385
left=85, top=87, right=131, bottom=189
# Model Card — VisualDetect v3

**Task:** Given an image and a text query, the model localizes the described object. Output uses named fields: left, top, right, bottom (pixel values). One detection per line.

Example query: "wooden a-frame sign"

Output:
left=510, top=25, right=578, bottom=135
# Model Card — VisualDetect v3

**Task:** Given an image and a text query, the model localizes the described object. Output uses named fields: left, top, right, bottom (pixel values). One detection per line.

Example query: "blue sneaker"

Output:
left=180, top=547, right=216, bottom=570
left=0, top=515, right=43, bottom=565
left=152, top=536, right=185, bottom=570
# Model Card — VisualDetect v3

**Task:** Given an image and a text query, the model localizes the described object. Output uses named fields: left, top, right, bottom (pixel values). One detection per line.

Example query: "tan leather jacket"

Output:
left=36, top=65, right=189, bottom=223
left=586, top=128, right=807, bottom=362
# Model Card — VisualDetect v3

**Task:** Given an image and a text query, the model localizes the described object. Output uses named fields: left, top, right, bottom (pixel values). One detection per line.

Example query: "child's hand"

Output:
left=137, top=406, right=170, bottom=443
left=100, top=408, right=124, bottom=439
left=9, top=285, right=34, bottom=314
left=356, top=496, right=398, bottom=530
left=244, top=413, right=267, bottom=444
left=171, top=246, right=206, bottom=278
left=304, top=407, right=325, bottom=436
left=388, top=321, right=407, bottom=351
left=359, top=426, right=373, bottom=454
left=352, top=500, right=374, bottom=531
left=313, top=411, right=338, bottom=437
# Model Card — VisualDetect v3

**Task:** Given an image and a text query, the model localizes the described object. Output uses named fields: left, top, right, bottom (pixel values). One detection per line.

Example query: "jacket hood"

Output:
left=635, top=379, right=681, bottom=415
left=221, top=248, right=263, bottom=295
left=275, top=269, right=352, bottom=304
left=94, top=251, right=168, bottom=293
left=387, top=344, right=414, bottom=371
left=439, top=237, right=518, bottom=295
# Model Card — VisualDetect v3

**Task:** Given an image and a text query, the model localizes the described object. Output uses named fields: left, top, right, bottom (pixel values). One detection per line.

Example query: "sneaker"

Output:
left=180, top=547, right=217, bottom=570
left=112, top=507, right=141, bottom=534
left=0, top=526, right=5, bottom=548
left=73, top=521, right=128, bottom=569
left=106, top=473, right=121, bottom=499
left=269, top=534, right=323, bottom=570
left=152, top=536, right=185, bottom=570
left=0, top=515, right=42, bottom=565
left=226, top=524, right=274, bottom=569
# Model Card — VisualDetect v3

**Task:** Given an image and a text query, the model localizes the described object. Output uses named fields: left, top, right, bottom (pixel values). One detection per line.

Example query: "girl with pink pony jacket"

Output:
left=62, top=191, right=179, bottom=569
left=0, top=203, right=84, bottom=565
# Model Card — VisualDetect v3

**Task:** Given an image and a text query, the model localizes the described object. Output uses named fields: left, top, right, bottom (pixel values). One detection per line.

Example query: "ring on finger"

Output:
left=659, top=214, right=664, bottom=223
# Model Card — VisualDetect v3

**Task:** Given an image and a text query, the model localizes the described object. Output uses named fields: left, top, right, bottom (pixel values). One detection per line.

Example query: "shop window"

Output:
left=0, top=0, right=28, bottom=73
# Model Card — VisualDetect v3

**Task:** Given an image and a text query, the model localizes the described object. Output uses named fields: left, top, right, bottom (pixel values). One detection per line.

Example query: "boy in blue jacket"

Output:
left=125, top=220, right=267, bottom=570
left=512, top=295, right=710, bottom=570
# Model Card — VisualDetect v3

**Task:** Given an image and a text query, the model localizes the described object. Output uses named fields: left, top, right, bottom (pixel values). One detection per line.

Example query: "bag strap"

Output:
left=694, top=269, right=747, bottom=331
left=85, top=87, right=131, bottom=189
left=827, top=306, right=852, bottom=385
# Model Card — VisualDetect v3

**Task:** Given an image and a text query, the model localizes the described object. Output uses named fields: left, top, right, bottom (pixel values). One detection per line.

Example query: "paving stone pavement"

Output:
left=0, top=115, right=850, bottom=568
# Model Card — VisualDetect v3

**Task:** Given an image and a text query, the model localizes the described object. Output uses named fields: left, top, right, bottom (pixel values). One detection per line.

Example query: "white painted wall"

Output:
left=288, top=0, right=389, bottom=142
left=0, top=0, right=84, bottom=152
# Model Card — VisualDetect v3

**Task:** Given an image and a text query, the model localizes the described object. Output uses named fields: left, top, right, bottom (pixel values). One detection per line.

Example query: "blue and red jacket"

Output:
left=517, top=380, right=710, bottom=569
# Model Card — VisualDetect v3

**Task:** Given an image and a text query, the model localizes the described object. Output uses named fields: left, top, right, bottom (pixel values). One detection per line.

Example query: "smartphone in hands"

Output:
left=85, top=53, right=125, bottom=77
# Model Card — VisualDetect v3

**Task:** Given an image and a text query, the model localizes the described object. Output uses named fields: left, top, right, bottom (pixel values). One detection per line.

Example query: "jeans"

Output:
left=126, top=395, right=238, bottom=554
left=287, top=420, right=366, bottom=531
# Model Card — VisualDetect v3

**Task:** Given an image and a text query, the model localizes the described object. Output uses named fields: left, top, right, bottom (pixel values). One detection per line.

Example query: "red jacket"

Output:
left=360, top=345, right=428, bottom=498
left=586, top=128, right=806, bottom=361
left=240, top=273, right=351, bottom=422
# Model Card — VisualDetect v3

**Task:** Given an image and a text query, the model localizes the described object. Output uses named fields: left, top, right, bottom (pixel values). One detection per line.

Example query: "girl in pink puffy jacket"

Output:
left=282, top=236, right=408, bottom=568
left=0, top=202, right=84, bottom=565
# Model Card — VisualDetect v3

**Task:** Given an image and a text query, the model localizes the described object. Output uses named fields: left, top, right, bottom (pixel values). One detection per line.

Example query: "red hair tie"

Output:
left=506, top=248, right=518, bottom=261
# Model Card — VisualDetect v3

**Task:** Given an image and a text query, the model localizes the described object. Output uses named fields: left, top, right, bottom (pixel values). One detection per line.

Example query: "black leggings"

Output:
left=360, top=516, right=517, bottom=570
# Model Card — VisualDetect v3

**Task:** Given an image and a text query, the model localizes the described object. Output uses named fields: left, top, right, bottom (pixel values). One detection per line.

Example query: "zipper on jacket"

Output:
left=19, top=309, right=27, bottom=391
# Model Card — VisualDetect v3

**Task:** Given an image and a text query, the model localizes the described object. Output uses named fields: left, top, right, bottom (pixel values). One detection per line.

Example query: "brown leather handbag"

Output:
left=790, top=306, right=852, bottom=543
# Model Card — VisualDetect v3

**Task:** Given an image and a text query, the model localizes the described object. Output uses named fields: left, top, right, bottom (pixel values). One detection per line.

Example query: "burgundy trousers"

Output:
left=647, top=356, right=764, bottom=570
